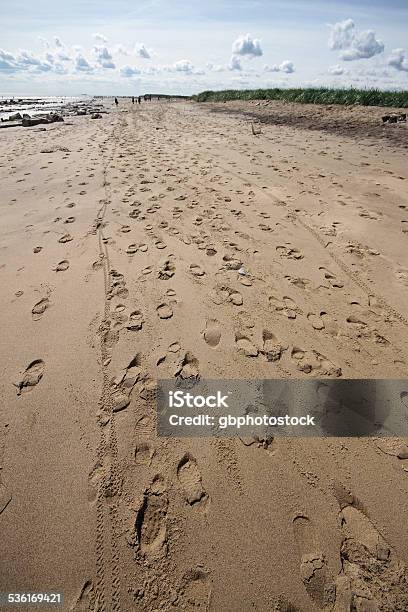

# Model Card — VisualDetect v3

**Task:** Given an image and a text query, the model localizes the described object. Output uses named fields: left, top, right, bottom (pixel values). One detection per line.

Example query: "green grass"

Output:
left=194, top=87, right=408, bottom=108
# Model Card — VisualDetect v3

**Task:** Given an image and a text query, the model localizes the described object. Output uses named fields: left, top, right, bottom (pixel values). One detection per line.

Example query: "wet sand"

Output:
left=1, top=98, right=408, bottom=611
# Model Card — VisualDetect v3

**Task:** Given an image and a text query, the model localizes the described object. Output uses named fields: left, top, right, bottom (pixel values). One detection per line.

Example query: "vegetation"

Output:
left=194, top=87, right=408, bottom=108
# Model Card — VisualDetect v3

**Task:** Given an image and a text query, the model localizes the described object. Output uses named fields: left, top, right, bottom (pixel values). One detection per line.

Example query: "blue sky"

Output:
left=1, top=0, right=407, bottom=95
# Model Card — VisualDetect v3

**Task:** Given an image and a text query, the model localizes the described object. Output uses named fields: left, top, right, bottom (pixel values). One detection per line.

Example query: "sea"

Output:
left=0, top=95, right=93, bottom=121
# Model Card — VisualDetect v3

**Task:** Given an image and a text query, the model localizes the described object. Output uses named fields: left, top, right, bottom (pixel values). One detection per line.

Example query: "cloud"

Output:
left=341, top=31, right=384, bottom=61
left=228, top=55, right=242, bottom=71
left=232, top=33, right=263, bottom=58
left=120, top=65, right=141, bottom=77
left=93, top=46, right=116, bottom=69
left=53, top=36, right=63, bottom=49
left=75, top=54, right=93, bottom=72
left=388, top=48, right=408, bottom=72
left=264, top=61, right=295, bottom=73
left=136, top=43, right=151, bottom=59
left=0, top=47, right=67, bottom=74
left=328, top=19, right=384, bottom=61
left=328, top=64, right=344, bottom=76
left=93, top=33, right=108, bottom=43
left=279, top=60, right=295, bottom=73
left=57, top=50, right=71, bottom=62
left=328, top=19, right=355, bottom=51
left=206, top=62, right=224, bottom=72
left=0, top=48, right=17, bottom=72
left=173, top=59, right=194, bottom=73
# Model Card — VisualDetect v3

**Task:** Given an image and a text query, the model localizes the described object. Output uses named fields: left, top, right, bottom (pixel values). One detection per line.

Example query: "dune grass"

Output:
left=194, top=87, right=408, bottom=108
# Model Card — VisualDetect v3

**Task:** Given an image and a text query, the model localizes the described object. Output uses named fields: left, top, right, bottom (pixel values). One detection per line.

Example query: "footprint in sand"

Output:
left=269, top=295, right=300, bottom=319
left=190, top=263, right=205, bottom=277
left=134, top=442, right=154, bottom=466
left=53, top=260, right=70, bottom=272
left=235, top=333, right=258, bottom=357
left=181, top=569, right=212, bottom=611
left=64, top=216, right=75, bottom=224
left=176, top=352, right=200, bottom=381
left=291, top=347, right=341, bottom=377
left=32, top=297, right=50, bottom=320
left=157, top=303, right=173, bottom=319
left=126, top=243, right=138, bottom=254
left=203, top=320, right=221, bottom=347
left=126, top=310, right=144, bottom=331
left=33, top=246, right=42, bottom=253
left=177, top=454, right=208, bottom=508
left=71, top=580, right=96, bottom=612
left=155, top=240, right=167, bottom=250
left=135, top=481, right=168, bottom=557
left=15, top=359, right=45, bottom=395
left=319, top=267, right=344, bottom=289
left=168, top=341, right=181, bottom=354
left=158, top=259, right=175, bottom=280
left=229, top=291, right=243, bottom=306
left=293, top=515, right=335, bottom=608
left=307, top=313, right=325, bottom=330
left=58, top=233, right=73, bottom=243
left=141, top=265, right=153, bottom=276
left=320, top=312, right=339, bottom=336
left=262, top=330, right=286, bottom=362
left=334, top=491, right=408, bottom=610
left=276, top=245, right=304, bottom=260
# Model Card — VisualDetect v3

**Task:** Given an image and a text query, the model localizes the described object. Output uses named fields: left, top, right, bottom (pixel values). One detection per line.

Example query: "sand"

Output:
left=0, top=98, right=408, bottom=611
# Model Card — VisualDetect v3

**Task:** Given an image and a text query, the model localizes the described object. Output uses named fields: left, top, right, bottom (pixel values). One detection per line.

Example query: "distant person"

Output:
left=132, top=96, right=135, bottom=104
left=115, top=97, right=118, bottom=107
left=138, top=96, right=141, bottom=104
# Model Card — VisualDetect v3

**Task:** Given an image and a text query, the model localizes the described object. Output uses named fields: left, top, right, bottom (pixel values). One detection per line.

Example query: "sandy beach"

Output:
left=1, top=98, right=408, bottom=611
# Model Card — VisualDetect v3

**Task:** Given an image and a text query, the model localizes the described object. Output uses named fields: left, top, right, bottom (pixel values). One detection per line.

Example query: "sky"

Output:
left=0, top=0, right=407, bottom=96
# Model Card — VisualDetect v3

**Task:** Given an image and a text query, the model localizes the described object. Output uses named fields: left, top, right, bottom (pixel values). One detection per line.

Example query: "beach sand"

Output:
left=1, top=98, right=408, bottom=611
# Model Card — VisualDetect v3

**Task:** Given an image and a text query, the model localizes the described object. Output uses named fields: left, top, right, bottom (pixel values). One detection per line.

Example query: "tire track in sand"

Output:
left=91, top=116, right=125, bottom=611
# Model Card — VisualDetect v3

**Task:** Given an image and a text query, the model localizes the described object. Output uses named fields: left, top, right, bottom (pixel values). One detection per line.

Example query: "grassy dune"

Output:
left=195, top=87, right=408, bottom=107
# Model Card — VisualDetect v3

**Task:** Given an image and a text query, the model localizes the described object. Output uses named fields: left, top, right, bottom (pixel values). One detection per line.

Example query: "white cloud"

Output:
left=328, top=64, right=344, bottom=76
left=388, top=48, right=408, bottom=72
left=93, top=46, right=116, bottom=69
left=173, top=59, right=194, bottom=73
left=0, top=48, right=17, bottom=72
left=75, top=54, right=93, bottom=72
left=341, top=31, right=384, bottom=61
left=93, top=33, right=108, bottom=43
left=120, top=65, right=141, bottom=77
left=57, top=50, right=71, bottom=62
left=279, top=60, right=295, bottom=73
left=264, top=61, right=295, bottom=74
left=328, top=19, right=355, bottom=51
left=0, top=47, right=67, bottom=74
left=328, top=19, right=384, bottom=61
left=228, top=55, right=242, bottom=71
left=53, top=36, right=63, bottom=49
left=207, top=62, right=224, bottom=73
left=232, top=33, right=263, bottom=58
left=136, top=43, right=151, bottom=59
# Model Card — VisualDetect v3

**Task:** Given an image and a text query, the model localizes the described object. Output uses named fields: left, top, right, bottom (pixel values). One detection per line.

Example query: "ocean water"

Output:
left=0, top=95, right=91, bottom=121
